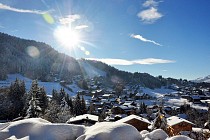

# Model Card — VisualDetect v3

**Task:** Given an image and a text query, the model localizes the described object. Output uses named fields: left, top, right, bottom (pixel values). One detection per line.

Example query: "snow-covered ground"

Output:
left=78, top=60, right=106, bottom=78
left=0, top=74, right=80, bottom=96
left=167, top=98, right=208, bottom=111
left=141, top=87, right=177, bottom=98
left=0, top=118, right=194, bottom=140
left=192, top=75, right=210, bottom=83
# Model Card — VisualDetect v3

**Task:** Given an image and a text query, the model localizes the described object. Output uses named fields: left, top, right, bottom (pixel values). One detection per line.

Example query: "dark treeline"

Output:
left=0, top=79, right=87, bottom=123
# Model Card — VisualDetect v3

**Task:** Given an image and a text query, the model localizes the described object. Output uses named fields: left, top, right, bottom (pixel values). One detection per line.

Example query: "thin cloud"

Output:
left=86, top=58, right=175, bottom=65
left=143, top=0, right=159, bottom=7
left=134, top=58, right=175, bottom=65
left=138, top=7, right=163, bottom=23
left=75, top=25, right=88, bottom=30
left=0, top=3, right=49, bottom=14
left=59, top=14, right=80, bottom=25
left=130, top=34, right=162, bottom=46
left=87, top=58, right=133, bottom=65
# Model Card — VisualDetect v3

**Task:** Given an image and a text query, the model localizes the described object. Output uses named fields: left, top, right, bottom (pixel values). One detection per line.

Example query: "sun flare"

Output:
left=54, top=26, right=80, bottom=48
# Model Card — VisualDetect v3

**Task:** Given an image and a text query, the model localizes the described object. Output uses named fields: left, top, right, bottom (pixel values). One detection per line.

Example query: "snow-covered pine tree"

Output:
left=152, top=107, right=168, bottom=131
left=27, top=95, right=42, bottom=118
left=37, top=87, right=48, bottom=113
left=26, top=80, right=46, bottom=118
left=58, top=96, right=71, bottom=122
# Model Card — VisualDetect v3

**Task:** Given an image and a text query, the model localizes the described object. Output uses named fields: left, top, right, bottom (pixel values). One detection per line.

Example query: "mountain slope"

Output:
left=0, top=32, right=82, bottom=82
left=0, top=32, right=185, bottom=89
left=192, top=75, right=210, bottom=83
left=78, top=60, right=107, bottom=78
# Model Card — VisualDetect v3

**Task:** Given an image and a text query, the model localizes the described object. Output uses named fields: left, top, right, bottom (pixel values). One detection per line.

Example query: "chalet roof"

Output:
left=167, top=116, right=194, bottom=126
left=118, top=105, right=136, bottom=110
left=135, top=93, right=143, bottom=96
left=116, top=114, right=151, bottom=124
left=67, top=114, right=99, bottom=123
left=190, top=95, right=201, bottom=99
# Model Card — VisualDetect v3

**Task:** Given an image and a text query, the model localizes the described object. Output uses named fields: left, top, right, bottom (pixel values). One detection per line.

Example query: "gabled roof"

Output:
left=67, top=114, right=99, bottom=123
left=116, top=114, right=151, bottom=124
left=135, top=93, right=143, bottom=96
left=167, top=116, right=194, bottom=126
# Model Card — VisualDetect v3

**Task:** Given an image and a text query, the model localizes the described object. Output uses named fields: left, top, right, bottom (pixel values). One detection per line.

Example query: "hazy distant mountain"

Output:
left=192, top=75, right=210, bottom=83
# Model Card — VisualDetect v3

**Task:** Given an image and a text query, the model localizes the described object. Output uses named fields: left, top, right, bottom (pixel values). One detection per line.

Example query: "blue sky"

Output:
left=0, top=0, right=210, bottom=80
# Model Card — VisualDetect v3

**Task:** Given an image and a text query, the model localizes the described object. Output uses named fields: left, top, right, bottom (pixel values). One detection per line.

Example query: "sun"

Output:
left=54, top=26, right=80, bottom=48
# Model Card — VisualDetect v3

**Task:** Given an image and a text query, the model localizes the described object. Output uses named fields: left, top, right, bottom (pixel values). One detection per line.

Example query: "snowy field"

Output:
left=141, top=87, right=177, bottom=98
left=0, top=118, right=193, bottom=140
left=0, top=74, right=80, bottom=96
left=79, top=61, right=107, bottom=78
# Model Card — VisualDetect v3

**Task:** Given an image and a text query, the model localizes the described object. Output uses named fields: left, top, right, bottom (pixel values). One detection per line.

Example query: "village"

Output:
left=66, top=76, right=210, bottom=138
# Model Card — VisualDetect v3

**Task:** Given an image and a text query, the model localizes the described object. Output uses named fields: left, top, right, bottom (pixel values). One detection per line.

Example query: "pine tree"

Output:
left=8, top=79, right=26, bottom=118
left=52, top=89, right=58, bottom=102
left=73, top=93, right=82, bottom=116
left=26, top=80, right=47, bottom=117
left=38, top=87, right=48, bottom=113
left=65, top=94, right=73, bottom=113
left=81, top=96, right=87, bottom=114
left=207, top=105, right=210, bottom=129
left=27, top=95, right=42, bottom=118
left=88, top=103, right=95, bottom=114
left=99, top=106, right=106, bottom=122
left=152, top=107, right=168, bottom=131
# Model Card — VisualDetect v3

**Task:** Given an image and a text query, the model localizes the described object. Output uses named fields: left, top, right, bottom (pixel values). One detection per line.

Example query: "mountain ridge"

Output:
left=0, top=32, right=186, bottom=89
left=192, top=75, right=210, bottom=83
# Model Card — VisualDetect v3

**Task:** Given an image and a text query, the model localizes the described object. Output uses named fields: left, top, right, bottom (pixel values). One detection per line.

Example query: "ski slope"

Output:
left=79, top=60, right=106, bottom=78
left=0, top=74, right=80, bottom=96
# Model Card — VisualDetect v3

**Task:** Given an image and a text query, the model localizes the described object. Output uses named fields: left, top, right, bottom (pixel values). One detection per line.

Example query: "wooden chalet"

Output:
left=116, top=114, right=151, bottom=131
left=167, top=116, right=194, bottom=135
left=66, top=114, right=98, bottom=126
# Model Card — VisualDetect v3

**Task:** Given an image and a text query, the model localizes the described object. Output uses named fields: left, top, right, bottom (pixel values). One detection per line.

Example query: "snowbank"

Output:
left=146, top=129, right=169, bottom=140
left=76, top=122, right=142, bottom=140
left=0, top=118, right=195, bottom=140
left=166, top=135, right=193, bottom=140
left=0, top=118, right=85, bottom=140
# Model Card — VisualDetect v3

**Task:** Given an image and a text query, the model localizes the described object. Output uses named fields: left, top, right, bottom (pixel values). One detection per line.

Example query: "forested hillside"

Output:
left=0, top=32, right=81, bottom=82
left=0, top=32, right=186, bottom=88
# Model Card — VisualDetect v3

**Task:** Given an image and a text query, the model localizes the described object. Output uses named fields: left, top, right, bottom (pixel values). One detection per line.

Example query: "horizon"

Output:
left=0, top=0, right=210, bottom=80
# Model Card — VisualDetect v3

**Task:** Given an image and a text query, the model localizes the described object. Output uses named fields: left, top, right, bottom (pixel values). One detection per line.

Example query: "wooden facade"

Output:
left=124, top=118, right=150, bottom=131
left=116, top=115, right=151, bottom=131
left=170, top=121, right=193, bottom=135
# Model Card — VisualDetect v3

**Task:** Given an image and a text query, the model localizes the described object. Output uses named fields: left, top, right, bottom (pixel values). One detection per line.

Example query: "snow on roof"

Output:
left=0, top=118, right=85, bottom=140
left=77, top=122, right=142, bottom=140
left=166, top=135, right=193, bottom=140
left=190, top=95, right=201, bottom=99
left=167, top=116, right=194, bottom=126
left=102, top=94, right=112, bottom=97
left=136, top=93, right=143, bottom=96
left=67, top=114, right=99, bottom=123
left=116, top=115, right=151, bottom=124
left=148, top=129, right=168, bottom=140
left=118, top=105, right=135, bottom=110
